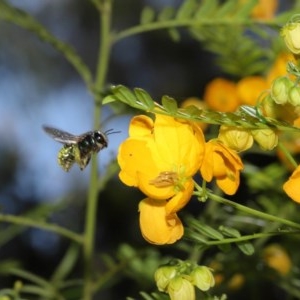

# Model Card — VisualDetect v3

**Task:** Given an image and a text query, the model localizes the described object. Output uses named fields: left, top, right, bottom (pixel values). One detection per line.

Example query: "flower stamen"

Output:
left=150, top=171, right=179, bottom=188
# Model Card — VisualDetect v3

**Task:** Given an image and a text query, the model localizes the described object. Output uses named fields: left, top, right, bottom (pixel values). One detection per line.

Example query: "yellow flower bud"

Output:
left=281, top=18, right=300, bottom=55
left=288, top=85, right=300, bottom=106
left=155, top=266, right=177, bottom=292
left=271, top=76, right=294, bottom=104
left=257, top=93, right=277, bottom=119
left=218, top=126, right=253, bottom=152
left=190, top=266, right=215, bottom=291
left=251, top=128, right=278, bottom=150
left=167, top=276, right=195, bottom=300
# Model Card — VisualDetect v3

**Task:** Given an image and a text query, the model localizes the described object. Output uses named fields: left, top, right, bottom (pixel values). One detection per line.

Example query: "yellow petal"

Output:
left=139, top=198, right=184, bottom=244
left=283, top=165, right=300, bottom=203
left=118, top=139, right=155, bottom=186
left=129, top=115, right=154, bottom=137
left=165, top=180, right=194, bottom=215
left=153, top=115, right=205, bottom=175
left=216, top=173, right=240, bottom=195
left=200, top=140, right=243, bottom=195
left=200, top=142, right=214, bottom=181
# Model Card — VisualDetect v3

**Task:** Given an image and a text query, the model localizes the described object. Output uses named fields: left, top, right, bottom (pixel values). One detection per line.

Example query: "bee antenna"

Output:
left=105, top=128, right=121, bottom=136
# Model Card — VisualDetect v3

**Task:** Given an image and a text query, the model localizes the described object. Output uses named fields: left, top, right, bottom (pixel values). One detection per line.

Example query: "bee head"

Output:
left=93, top=131, right=108, bottom=150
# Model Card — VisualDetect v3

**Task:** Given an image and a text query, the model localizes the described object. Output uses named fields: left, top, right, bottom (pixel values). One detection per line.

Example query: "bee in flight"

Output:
left=43, top=125, right=117, bottom=171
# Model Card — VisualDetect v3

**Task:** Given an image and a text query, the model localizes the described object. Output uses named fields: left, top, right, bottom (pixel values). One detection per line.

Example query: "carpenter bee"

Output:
left=43, top=125, right=116, bottom=171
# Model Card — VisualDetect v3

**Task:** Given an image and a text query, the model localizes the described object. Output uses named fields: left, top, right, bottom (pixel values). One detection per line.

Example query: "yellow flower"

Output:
left=283, top=164, right=300, bottom=203
left=203, top=78, right=240, bottom=112
left=250, top=0, right=278, bottom=20
left=263, top=244, right=292, bottom=276
left=237, top=76, right=268, bottom=105
left=200, top=139, right=243, bottom=195
left=118, top=114, right=206, bottom=244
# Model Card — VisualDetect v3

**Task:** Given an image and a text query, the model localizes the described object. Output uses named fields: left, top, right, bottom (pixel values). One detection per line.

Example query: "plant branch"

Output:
left=113, top=19, right=271, bottom=43
left=206, top=192, right=300, bottom=230
left=0, top=214, right=83, bottom=244
left=83, top=0, right=113, bottom=299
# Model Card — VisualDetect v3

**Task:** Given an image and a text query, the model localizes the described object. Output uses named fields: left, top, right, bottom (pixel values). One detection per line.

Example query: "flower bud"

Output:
left=288, top=85, right=300, bottom=106
left=271, top=76, right=294, bottom=104
left=167, top=276, right=195, bottom=300
left=251, top=129, right=278, bottom=150
left=218, top=126, right=253, bottom=152
left=257, top=93, right=277, bottom=119
left=190, top=266, right=215, bottom=291
left=154, top=266, right=177, bottom=292
left=281, top=19, right=300, bottom=55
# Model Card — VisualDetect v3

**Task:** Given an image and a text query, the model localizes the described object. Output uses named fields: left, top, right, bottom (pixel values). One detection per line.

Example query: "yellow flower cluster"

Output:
left=203, top=53, right=294, bottom=113
left=118, top=114, right=243, bottom=244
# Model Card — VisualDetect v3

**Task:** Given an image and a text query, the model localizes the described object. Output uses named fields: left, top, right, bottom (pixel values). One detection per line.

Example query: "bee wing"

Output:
left=43, top=125, right=80, bottom=144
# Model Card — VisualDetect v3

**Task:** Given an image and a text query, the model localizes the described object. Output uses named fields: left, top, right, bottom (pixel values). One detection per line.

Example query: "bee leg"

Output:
left=78, top=155, right=91, bottom=170
left=58, top=145, right=76, bottom=172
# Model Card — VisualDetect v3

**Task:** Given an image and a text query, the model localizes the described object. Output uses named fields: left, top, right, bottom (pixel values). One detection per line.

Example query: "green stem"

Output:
left=113, top=19, right=272, bottom=43
left=277, top=141, right=298, bottom=169
left=83, top=1, right=112, bottom=299
left=0, top=214, right=83, bottom=244
left=206, top=192, right=300, bottom=230
left=205, top=230, right=300, bottom=246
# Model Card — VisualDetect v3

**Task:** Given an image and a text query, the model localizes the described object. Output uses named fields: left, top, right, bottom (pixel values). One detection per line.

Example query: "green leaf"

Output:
left=214, top=0, right=237, bottom=18
left=102, top=95, right=117, bottom=104
left=140, top=6, right=156, bottom=24
left=168, top=28, right=181, bottom=42
left=112, top=85, right=138, bottom=106
left=51, top=243, right=80, bottom=283
left=161, top=95, right=178, bottom=115
left=134, top=88, right=155, bottom=110
left=176, top=0, right=198, bottom=19
left=237, top=241, right=255, bottom=255
left=219, top=225, right=241, bottom=238
left=189, top=220, right=224, bottom=241
left=194, top=0, right=218, bottom=19
left=219, top=226, right=255, bottom=255
left=184, top=228, right=209, bottom=244
left=158, top=6, right=175, bottom=21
